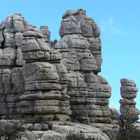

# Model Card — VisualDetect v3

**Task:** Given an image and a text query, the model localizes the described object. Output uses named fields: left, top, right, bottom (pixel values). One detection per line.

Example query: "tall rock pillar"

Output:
left=19, top=23, right=71, bottom=121
left=0, top=13, right=71, bottom=121
left=120, top=78, right=139, bottom=120
left=0, top=14, right=25, bottom=119
left=55, top=9, right=111, bottom=123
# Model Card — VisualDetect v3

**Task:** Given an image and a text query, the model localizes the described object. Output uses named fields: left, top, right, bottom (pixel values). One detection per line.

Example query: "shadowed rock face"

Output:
left=0, top=9, right=111, bottom=123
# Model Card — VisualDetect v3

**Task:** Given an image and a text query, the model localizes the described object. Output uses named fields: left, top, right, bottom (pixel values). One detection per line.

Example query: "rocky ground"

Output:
left=0, top=120, right=115, bottom=140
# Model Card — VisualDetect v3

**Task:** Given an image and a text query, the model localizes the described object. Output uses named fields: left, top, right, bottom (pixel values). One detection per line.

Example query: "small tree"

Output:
left=117, top=112, right=139, bottom=140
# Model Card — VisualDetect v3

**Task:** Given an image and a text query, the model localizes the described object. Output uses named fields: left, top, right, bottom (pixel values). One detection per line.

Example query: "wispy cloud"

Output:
left=99, top=17, right=125, bottom=36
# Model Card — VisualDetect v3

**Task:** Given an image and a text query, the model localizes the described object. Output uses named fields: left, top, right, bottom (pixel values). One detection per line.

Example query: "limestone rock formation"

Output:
left=0, top=13, right=71, bottom=121
left=0, top=9, right=112, bottom=124
left=55, top=9, right=111, bottom=123
left=120, top=78, right=140, bottom=120
left=0, top=9, right=139, bottom=140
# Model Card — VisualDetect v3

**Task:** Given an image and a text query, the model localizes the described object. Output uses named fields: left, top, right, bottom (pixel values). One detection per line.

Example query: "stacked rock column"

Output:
left=19, top=24, right=71, bottom=121
left=55, top=9, right=111, bottom=123
left=120, top=78, right=139, bottom=120
left=0, top=11, right=111, bottom=123
left=0, top=14, right=26, bottom=119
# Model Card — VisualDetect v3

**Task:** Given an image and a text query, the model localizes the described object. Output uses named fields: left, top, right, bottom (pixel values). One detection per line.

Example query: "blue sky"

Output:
left=0, top=0, right=140, bottom=110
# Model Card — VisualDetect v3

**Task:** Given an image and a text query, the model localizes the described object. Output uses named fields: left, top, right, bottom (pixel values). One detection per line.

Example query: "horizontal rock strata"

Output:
left=55, top=9, right=111, bottom=123
left=0, top=9, right=112, bottom=124
left=120, top=78, right=139, bottom=120
left=0, top=8, right=140, bottom=140
left=0, top=13, right=71, bottom=121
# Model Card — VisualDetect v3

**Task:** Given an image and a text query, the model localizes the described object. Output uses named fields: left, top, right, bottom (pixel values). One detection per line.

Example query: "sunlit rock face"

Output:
left=55, top=9, right=111, bottom=123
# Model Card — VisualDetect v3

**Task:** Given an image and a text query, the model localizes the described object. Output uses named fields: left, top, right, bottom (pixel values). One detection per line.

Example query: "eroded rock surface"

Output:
left=0, top=120, right=110, bottom=140
left=0, top=9, right=112, bottom=124
left=0, top=9, right=139, bottom=140
left=0, top=13, right=71, bottom=121
left=55, top=9, right=111, bottom=123
left=120, top=78, right=140, bottom=120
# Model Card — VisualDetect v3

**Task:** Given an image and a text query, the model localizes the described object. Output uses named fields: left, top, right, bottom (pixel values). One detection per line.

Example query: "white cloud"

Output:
left=99, top=17, right=125, bottom=36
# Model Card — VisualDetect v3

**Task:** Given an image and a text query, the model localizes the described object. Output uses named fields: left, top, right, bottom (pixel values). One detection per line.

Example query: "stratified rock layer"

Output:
left=0, top=14, right=71, bottom=121
left=0, top=9, right=140, bottom=140
left=0, top=10, right=112, bottom=124
left=120, top=78, right=139, bottom=120
left=55, top=9, right=111, bottom=123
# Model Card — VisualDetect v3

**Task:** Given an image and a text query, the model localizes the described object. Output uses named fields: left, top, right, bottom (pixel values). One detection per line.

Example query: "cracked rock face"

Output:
left=120, top=78, right=140, bottom=120
left=55, top=9, right=111, bottom=123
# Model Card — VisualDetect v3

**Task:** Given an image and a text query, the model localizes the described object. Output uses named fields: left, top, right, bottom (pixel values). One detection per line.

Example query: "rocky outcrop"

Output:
left=0, top=9, right=139, bottom=140
left=39, top=25, right=51, bottom=43
left=20, top=24, right=71, bottom=121
left=0, top=13, right=71, bottom=121
left=120, top=78, right=140, bottom=120
left=0, top=13, right=26, bottom=119
left=55, top=9, right=111, bottom=123
left=0, top=9, right=112, bottom=124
